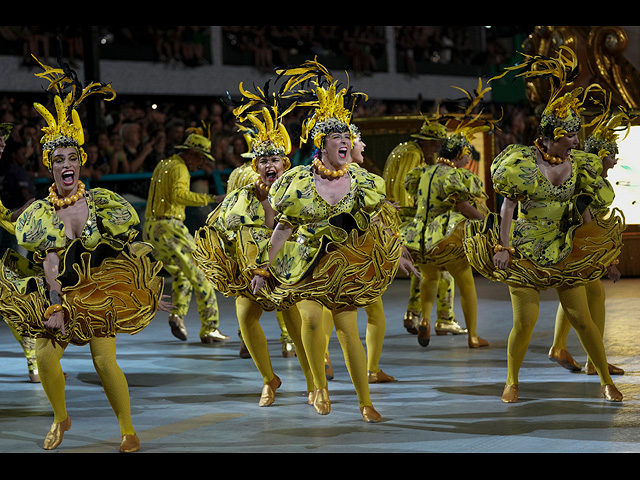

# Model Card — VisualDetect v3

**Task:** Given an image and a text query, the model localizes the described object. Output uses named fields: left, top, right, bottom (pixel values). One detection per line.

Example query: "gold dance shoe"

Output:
left=468, top=336, right=489, bottom=348
left=200, top=328, right=230, bottom=344
left=368, top=370, right=396, bottom=383
left=548, top=347, right=581, bottom=372
left=282, top=340, right=296, bottom=358
left=168, top=314, right=188, bottom=341
left=259, top=375, right=282, bottom=407
left=435, top=320, right=468, bottom=336
left=403, top=311, right=420, bottom=335
left=417, top=318, right=431, bottom=347
left=313, top=386, right=331, bottom=415
left=501, top=384, right=518, bottom=403
left=43, top=416, right=71, bottom=450
left=120, top=433, right=140, bottom=453
left=585, top=361, right=625, bottom=376
left=360, top=406, right=382, bottom=423
left=602, top=384, right=623, bottom=402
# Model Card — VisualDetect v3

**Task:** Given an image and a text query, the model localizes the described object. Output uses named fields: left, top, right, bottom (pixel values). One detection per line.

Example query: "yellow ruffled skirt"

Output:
left=464, top=211, right=625, bottom=289
left=0, top=239, right=164, bottom=346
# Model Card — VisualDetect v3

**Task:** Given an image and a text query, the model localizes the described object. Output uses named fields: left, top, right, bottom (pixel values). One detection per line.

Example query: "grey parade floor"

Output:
left=1, top=275, right=639, bottom=454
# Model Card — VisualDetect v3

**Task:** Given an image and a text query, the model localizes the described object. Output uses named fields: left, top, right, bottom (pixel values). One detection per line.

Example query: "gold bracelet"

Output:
left=494, top=244, right=515, bottom=254
left=253, top=268, right=271, bottom=278
left=44, top=304, right=63, bottom=319
left=610, top=259, right=620, bottom=265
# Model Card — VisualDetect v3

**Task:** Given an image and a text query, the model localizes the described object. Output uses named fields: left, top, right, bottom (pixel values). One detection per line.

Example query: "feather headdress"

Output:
left=439, top=77, right=500, bottom=158
left=227, top=79, right=295, bottom=171
left=491, top=46, right=603, bottom=140
left=276, top=57, right=368, bottom=149
left=583, top=92, right=637, bottom=158
left=31, top=54, right=116, bottom=168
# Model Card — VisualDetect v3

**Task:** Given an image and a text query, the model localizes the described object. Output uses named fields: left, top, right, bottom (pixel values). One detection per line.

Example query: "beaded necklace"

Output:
left=49, top=181, right=86, bottom=208
left=313, top=158, right=350, bottom=178
left=437, top=157, right=457, bottom=168
left=534, top=137, right=569, bottom=165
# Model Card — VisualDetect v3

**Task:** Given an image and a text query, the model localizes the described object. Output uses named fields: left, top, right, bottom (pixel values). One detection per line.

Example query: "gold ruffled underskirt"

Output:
left=0, top=240, right=164, bottom=346
left=408, top=220, right=467, bottom=267
left=464, top=211, right=625, bottom=289
left=194, top=214, right=402, bottom=311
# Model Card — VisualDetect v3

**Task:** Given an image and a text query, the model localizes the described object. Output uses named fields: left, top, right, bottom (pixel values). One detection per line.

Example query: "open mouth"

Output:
left=265, top=169, right=277, bottom=182
left=338, top=147, right=348, bottom=159
left=61, top=169, right=76, bottom=186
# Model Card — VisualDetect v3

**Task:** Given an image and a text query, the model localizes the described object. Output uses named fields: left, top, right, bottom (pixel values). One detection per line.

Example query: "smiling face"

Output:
left=257, top=155, right=285, bottom=186
left=51, top=146, right=81, bottom=196
left=322, top=132, right=351, bottom=168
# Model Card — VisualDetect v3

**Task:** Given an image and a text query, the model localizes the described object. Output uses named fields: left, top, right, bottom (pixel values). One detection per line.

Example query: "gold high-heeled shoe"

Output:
left=417, top=318, right=431, bottom=347
left=313, top=386, right=331, bottom=415
left=548, top=347, right=582, bottom=371
left=120, top=433, right=140, bottom=453
left=43, top=416, right=71, bottom=450
left=360, top=406, right=382, bottom=423
left=468, top=336, right=489, bottom=348
left=368, top=370, right=396, bottom=383
left=585, top=361, right=625, bottom=376
left=501, top=384, right=518, bottom=403
left=602, top=384, right=623, bottom=402
left=259, top=375, right=281, bottom=407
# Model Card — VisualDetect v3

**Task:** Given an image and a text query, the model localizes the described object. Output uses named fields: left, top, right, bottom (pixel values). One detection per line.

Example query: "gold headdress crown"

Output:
left=583, top=93, right=636, bottom=158
left=491, top=46, right=602, bottom=140
left=31, top=54, right=116, bottom=169
left=276, top=58, right=367, bottom=149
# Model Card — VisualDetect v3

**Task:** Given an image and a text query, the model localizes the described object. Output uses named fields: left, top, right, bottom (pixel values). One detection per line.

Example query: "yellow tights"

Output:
left=419, top=258, right=479, bottom=338
left=552, top=280, right=606, bottom=363
left=235, top=296, right=313, bottom=393
left=323, top=299, right=386, bottom=374
left=35, top=336, right=135, bottom=435
left=507, top=284, right=613, bottom=386
left=298, top=299, right=371, bottom=408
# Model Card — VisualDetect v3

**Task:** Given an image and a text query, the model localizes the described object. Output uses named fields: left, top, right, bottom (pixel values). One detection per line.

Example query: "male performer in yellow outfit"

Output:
left=382, top=118, right=464, bottom=341
left=144, top=133, right=228, bottom=343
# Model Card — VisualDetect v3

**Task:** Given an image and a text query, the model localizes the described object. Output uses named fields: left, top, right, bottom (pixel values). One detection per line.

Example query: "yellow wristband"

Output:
left=253, top=268, right=270, bottom=278
left=44, top=304, right=63, bottom=319
left=494, top=244, right=515, bottom=254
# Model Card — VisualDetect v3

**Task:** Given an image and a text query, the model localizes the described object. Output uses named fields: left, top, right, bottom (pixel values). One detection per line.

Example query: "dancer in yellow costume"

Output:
left=252, top=60, right=406, bottom=422
left=226, top=159, right=297, bottom=359
left=144, top=129, right=228, bottom=343
left=465, top=47, right=624, bottom=403
left=403, top=80, right=493, bottom=349
left=0, top=122, right=39, bottom=382
left=322, top=124, right=419, bottom=384
left=383, top=117, right=462, bottom=336
left=194, top=84, right=314, bottom=406
left=0, top=56, right=168, bottom=452
left=548, top=98, right=631, bottom=376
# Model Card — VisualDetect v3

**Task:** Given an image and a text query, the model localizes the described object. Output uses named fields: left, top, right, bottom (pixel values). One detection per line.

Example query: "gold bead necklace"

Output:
left=313, top=158, right=350, bottom=178
left=49, top=181, right=86, bottom=208
left=256, top=180, right=270, bottom=192
left=534, top=137, right=569, bottom=165
left=437, top=157, right=457, bottom=168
